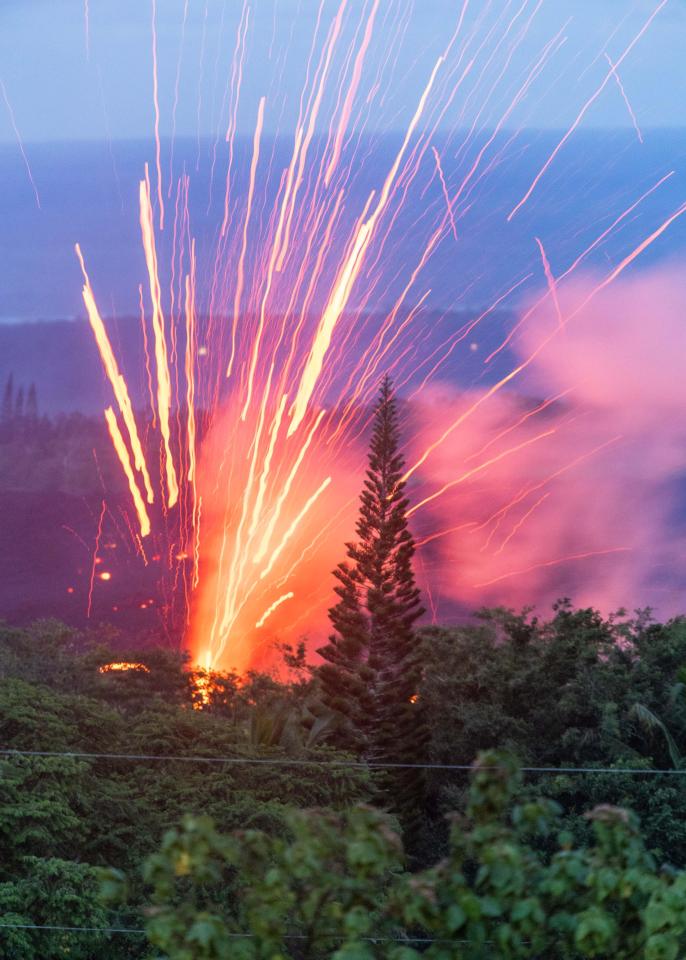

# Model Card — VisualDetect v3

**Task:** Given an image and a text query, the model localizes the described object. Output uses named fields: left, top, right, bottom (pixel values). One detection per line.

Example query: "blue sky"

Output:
left=0, top=0, right=684, bottom=144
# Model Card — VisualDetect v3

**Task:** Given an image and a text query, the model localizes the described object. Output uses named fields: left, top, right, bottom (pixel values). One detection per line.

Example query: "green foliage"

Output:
left=137, top=752, right=686, bottom=959
left=5, top=603, right=686, bottom=957
left=0, top=620, right=372, bottom=959
left=419, top=605, right=686, bottom=864
left=141, top=806, right=402, bottom=959
left=0, top=858, right=109, bottom=960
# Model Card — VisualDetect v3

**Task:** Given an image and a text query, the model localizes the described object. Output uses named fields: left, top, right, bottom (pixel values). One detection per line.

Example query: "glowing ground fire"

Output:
left=99, top=662, right=150, bottom=674
left=75, top=0, right=685, bottom=675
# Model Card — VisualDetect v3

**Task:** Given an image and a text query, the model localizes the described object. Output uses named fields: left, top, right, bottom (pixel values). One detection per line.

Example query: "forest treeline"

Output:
left=3, top=603, right=686, bottom=958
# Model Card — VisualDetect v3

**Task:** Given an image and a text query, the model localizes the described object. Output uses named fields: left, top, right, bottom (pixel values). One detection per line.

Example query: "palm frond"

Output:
left=630, top=702, right=683, bottom=769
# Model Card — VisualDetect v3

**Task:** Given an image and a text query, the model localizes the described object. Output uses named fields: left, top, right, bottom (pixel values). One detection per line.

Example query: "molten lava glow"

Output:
left=76, top=0, right=685, bottom=673
left=99, top=662, right=149, bottom=673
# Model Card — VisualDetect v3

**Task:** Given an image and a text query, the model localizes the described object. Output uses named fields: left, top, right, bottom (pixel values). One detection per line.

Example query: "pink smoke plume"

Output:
left=409, top=264, right=686, bottom=623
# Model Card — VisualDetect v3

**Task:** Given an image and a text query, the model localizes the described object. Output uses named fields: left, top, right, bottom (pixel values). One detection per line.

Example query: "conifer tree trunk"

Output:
left=318, top=376, right=426, bottom=829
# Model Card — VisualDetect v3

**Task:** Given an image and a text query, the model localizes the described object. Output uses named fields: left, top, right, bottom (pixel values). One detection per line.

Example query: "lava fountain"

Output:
left=73, top=0, right=685, bottom=673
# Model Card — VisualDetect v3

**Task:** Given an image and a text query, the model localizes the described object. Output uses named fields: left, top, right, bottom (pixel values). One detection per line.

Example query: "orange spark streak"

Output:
left=193, top=495, right=202, bottom=591
left=139, top=283, right=157, bottom=427
left=104, top=407, right=151, bottom=538
left=84, top=0, right=90, bottom=59
left=604, top=53, right=643, bottom=144
left=431, top=146, right=458, bottom=241
left=474, top=548, right=631, bottom=588
left=0, top=78, right=40, bottom=209
left=184, top=247, right=197, bottom=487
left=408, top=426, right=558, bottom=517
left=404, top=357, right=551, bottom=484
left=86, top=499, right=106, bottom=618
left=465, top=391, right=571, bottom=463
left=410, top=274, right=532, bottom=396
left=259, top=476, right=332, bottom=581
left=184, top=244, right=199, bottom=589
left=139, top=171, right=179, bottom=507
left=495, top=492, right=550, bottom=555
left=567, top=200, right=686, bottom=320
left=416, top=521, right=477, bottom=549
left=151, top=0, right=165, bottom=230
left=480, top=436, right=623, bottom=547
left=255, top=591, right=294, bottom=629
left=534, top=237, right=563, bottom=327
left=407, top=192, right=685, bottom=488
left=248, top=394, right=287, bottom=540
left=288, top=54, right=445, bottom=437
left=75, top=244, right=154, bottom=503
left=238, top=3, right=342, bottom=416
left=168, top=0, right=189, bottom=196
left=276, top=190, right=345, bottom=396
left=443, top=14, right=566, bottom=228
left=253, top=409, right=326, bottom=563
left=324, top=0, right=380, bottom=188
left=275, top=0, right=349, bottom=271
left=486, top=172, right=675, bottom=364
left=240, top=155, right=301, bottom=417
left=226, top=95, right=265, bottom=378
left=332, top=219, right=440, bottom=431
left=220, top=2, right=250, bottom=237
left=507, top=0, right=667, bottom=220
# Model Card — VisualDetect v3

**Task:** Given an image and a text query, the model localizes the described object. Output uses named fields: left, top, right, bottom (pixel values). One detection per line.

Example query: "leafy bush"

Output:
left=134, top=753, right=686, bottom=959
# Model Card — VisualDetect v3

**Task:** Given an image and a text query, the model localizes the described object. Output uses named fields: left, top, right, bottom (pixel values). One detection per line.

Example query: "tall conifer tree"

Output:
left=318, top=377, right=426, bottom=824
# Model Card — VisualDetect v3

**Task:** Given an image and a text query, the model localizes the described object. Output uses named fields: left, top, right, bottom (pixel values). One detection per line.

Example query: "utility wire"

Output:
left=1, top=747, right=684, bottom=775
left=0, top=921, right=465, bottom=944
left=0, top=923, right=145, bottom=936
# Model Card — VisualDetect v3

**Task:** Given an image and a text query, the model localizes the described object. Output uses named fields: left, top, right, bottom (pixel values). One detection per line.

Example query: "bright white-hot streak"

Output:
left=75, top=243, right=154, bottom=504
left=259, top=476, right=332, bottom=581
left=324, top=0, right=380, bottom=188
left=104, top=407, right=151, bottom=538
left=253, top=409, right=327, bottom=563
left=287, top=55, right=445, bottom=437
left=139, top=170, right=179, bottom=507
left=256, top=592, right=294, bottom=629
left=151, top=0, right=165, bottom=229
left=226, top=95, right=265, bottom=378
left=185, top=242, right=200, bottom=588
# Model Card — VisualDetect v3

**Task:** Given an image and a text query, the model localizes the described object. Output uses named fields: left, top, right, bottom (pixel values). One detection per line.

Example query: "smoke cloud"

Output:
left=409, top=264, right=686, bottom=622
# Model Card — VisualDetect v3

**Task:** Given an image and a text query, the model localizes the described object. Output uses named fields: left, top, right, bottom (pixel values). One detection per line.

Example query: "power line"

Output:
left=0, top=921, right=465, bottom=945
left=1, top=747, right=685, bottom=776
left=0, top=923, right=144, bottom=936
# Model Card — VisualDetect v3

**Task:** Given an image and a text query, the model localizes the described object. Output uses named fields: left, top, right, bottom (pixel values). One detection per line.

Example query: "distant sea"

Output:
left=1, top=130, right=684, bottom=411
